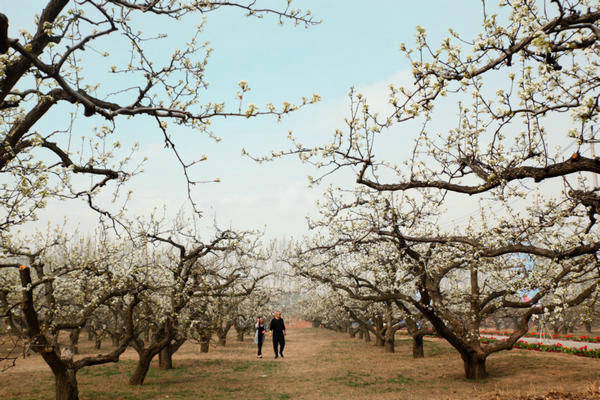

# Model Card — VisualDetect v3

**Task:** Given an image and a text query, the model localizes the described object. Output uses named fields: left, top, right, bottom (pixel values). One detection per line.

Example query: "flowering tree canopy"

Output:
left=290, top=181, right=599, bottom=379
left=0, top=227, right=145, bottom=399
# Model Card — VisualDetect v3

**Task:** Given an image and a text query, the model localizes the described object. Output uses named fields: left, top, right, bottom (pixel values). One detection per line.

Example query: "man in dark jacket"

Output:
left=269, top=311, right=286, bottom=358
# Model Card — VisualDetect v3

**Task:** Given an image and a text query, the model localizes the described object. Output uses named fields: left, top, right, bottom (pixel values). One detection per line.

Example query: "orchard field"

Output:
left=4, top=1, right=600, bottom=400
left=2, top=325, right=600, bottom=400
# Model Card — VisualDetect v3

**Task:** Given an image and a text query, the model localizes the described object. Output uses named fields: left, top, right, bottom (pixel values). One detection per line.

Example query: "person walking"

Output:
left=254, top=316, right=266, bottom=358
left=269, top=311, right=286, bottom=359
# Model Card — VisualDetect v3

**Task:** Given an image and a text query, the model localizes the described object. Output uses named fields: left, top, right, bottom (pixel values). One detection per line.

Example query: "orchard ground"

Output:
left=1, top=323, right=600, bottom=400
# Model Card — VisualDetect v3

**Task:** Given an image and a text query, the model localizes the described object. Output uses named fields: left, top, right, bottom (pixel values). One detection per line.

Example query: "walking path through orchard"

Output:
left=1, top=325, right=600, bottom=399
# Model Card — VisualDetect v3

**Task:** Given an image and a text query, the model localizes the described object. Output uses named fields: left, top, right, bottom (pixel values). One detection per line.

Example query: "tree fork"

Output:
left=158, top=339, right=185, bottom=370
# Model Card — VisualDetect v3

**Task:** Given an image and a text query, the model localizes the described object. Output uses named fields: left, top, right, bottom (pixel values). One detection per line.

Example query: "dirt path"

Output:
left=255, top=325, right=344, bottom=396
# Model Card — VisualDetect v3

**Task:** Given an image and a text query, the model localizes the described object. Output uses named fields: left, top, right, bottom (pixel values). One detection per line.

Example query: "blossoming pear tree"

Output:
left=126, top=216, right=239, bottom=384
left=0, top=227, right=146, bottom=400
left=291, top=287, right=353, bottom=332
left=292, top=240, right=431, bottom=357
left=289, top=185, right=599, bottom=380
left=124, top=210, right=268, bottom=383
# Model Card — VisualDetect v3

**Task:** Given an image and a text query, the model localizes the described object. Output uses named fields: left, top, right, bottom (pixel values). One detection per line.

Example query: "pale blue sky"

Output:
left=7, top=1, right=502, bottom=239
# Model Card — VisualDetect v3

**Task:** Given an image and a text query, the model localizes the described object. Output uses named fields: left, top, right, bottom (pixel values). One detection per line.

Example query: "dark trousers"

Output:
left=273, top=334, right=285, bottom=356
left=257, top=340, right=263, bottom=356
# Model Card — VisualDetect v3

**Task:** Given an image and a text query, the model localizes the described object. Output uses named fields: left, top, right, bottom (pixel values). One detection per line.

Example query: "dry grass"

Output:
left=1, top=326, right=600, bottom=400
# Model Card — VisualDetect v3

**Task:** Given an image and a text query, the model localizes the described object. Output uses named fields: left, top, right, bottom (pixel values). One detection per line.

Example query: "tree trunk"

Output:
left=55, top=369, right=79, bottom=400
left=358, top=329, right=364, bottom=340
left=199, top=331, right=211, bottom=353
left=374, top=316, right=384, bottom=346
left=87, top=329, right=94, bottom=341
left=585, top=322, right=592, bottom=333
left=129, top=351, right=153, bottom=386
left=200, top=341, right=209, bottom=353
left=412, top=335, right=424, bottom=358
left=214, top=322, right=233, bottom=346
left=363, top=328, right=371, bottom=342
left=384, top=336, right=394, bottom=353
left=348, top=327, right=357, bottom=338
left=236, top=330, right=244, bottom=342
left=94, top=337, right=102, bottom=350
left=158, top=346, right=173, bottom=370
left=383, top=325, right=395, bottom=353
left=158, top=338, right=185, bottom=370
left=462, top=352, right=487, bottom=380
left=311, top=320, right=320, bottom=328
left=69, top=328, right=80, bottom=355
